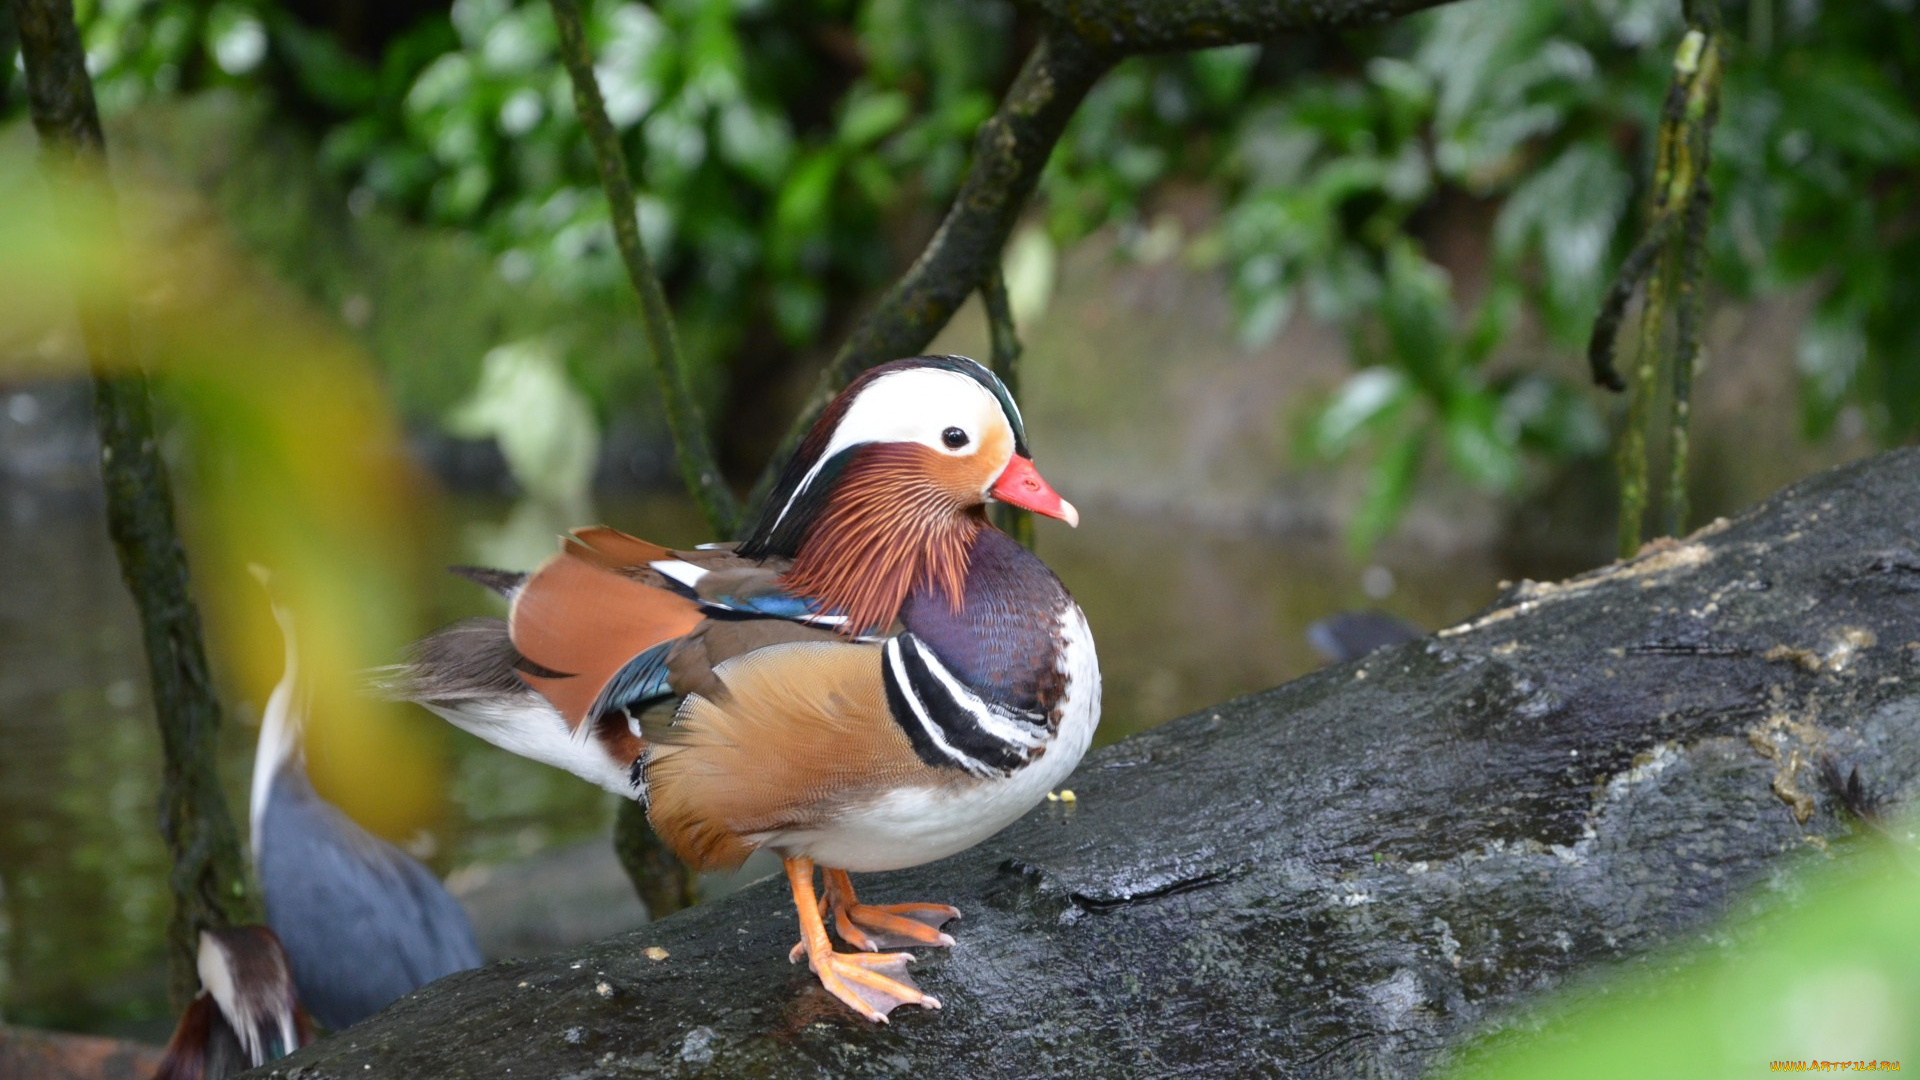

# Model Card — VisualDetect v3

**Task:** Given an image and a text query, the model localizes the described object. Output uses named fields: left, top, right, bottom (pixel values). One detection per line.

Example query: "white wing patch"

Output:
left=648, top=559, right=708, bottom=590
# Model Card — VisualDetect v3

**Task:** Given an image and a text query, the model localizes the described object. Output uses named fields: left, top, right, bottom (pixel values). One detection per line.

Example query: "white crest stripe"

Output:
left=767, top=367, right=1002, bottom=534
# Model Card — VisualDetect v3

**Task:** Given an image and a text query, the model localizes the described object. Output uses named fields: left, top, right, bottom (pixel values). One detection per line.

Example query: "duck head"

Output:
left=742, top=355, right=1075, bottom=632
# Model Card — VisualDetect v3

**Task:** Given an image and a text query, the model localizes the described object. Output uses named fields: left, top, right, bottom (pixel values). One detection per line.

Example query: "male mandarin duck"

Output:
left=393, top=355, right=1100, bottom=1021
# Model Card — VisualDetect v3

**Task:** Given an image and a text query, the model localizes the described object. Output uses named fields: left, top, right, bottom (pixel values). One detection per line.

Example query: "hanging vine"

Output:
left=1591, top=0, right=1725, bottom=556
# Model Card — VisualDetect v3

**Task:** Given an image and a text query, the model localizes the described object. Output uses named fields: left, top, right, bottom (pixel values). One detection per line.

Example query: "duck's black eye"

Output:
left=941, top=426, right=970, bottom=449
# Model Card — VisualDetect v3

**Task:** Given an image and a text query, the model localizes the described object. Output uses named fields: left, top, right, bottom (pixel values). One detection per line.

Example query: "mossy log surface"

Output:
left=259, top=449, right=1920, bottom=1079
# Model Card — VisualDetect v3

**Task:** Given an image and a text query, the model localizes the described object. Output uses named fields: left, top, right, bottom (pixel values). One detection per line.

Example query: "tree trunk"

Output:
left=256, top=448, right=1920, bottom=1078
left=13, top=0, right=257, bottom=1008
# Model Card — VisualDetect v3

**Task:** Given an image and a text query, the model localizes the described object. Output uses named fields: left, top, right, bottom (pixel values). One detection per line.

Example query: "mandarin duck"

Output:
left=250, top=570, right=483, bottom=1030
left=393, top=355, right=1099, bottom=1021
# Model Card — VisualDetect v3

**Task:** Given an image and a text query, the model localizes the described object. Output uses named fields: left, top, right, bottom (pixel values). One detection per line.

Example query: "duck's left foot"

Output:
left=824, top=869, right=959, bottom=951
left=802, top=946, right=941, bottom=1023
left=784, top=857, right=943, bottom=1022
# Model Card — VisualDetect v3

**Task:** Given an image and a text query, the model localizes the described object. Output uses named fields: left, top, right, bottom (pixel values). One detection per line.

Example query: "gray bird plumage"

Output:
left=257, top=760, right=482, bottom=1031
left=249, top=569, right=483, bottom=1032
left=1306, top=610, right=1423, bottom=664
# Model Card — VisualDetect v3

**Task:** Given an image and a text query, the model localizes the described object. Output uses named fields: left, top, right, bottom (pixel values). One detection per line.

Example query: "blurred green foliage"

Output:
left=12, top=0, right=1918, bottom=544
left=1044, top=0, right=1918, bottom=549
left=50, top=0, right=1011, bottom=415
left=1443, top=833, right=1918, bottom=1078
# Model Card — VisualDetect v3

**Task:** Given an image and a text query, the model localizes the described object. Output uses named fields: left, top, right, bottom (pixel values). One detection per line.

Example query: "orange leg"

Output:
left=823, top=868, right=960, bottom=952
left=784, top=857, right=941, bottom=1022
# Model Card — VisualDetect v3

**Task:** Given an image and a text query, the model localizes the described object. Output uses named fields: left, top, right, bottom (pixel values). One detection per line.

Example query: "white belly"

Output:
left=771, top=604, right=1101, bottom=872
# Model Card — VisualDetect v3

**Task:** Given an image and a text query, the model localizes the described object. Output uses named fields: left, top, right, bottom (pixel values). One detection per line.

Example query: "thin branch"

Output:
left=1017, top=0, right=1468, bottom=51
left=1666, top=184, right=1712, bottom=538
left=740, top=0, right=1472, bottom=528
left=14, top=0, right=257, bottom=1008
left=982, top=266, right=1034, bottom=548
left=742, top=29, right=1115, bottom=528
left=547, top=0, right=739, bottom=536
left=1665, top=9, right=1722, bottom=538
left=1616, top=217, right=1673, bottom=557
left=612, top=798, right=698, bottom=919
left=1587, top=211, right=1674, bottom=392
left=1612, top=9, right=1722, bottom=557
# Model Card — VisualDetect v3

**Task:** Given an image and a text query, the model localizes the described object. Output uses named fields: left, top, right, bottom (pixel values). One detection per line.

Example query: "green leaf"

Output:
left=838, top=90, right=913, bottom=149
left=445, top=338, right=599, bottom=504
left=1366, top=57, right=1434, bottom=142
left=847, top=155, right=897, bottom=207
left=1861, top=232, right=1920, bottom=440
left=1493, top=143, right=1630, bottom=344
left=595, top=3, right=667, bottom=126
left=1446, top=852, right=1920, bottom=1080
left=641, top=98, right=710, bottom=184
left=1231, top=104, right=1321, bottom=189
left=405, top=52, right=473, bottom=116
left=206, top=4, right=268, bottom=76
left=1462, top=280, right=1522, bottom=367
left=1313, top=368, right=1414, bottom=459
left=770, top=279, right=826, bottom=345
left=1349, top=426, right=1426, bottom=558
left=273, top=14, right=380, bottom=111
left=770, top=151, right=841, bottom=264
left=717, top=103, right=794, bottom=188
left=685, top=3, right=745, bottom=100
left=431, top=162, right=493, bottom=222
left=1305, top=246, right=1381, bottom=322
left=450, top=0, right=510, bottom=51
left=1002, top=225, right=1058, bottom=333
left=1499, top=375, right=1607, bottom=458
left=1237, top=288, right=1295, bottom=348
left=1781, top=59, right=1920, bottom=166
left=1378, top=241, right=1457, bottom=391
left=1441, top=391, right=1521, bottom=491
left=1191, top=44, right=1260, bottom=108
left=476, top=9, right=552, bottom=78
left=1797, top=303, right=1866, bottom=439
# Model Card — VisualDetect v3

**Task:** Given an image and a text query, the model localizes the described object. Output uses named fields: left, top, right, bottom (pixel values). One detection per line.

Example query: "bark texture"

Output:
left=13, top=0, right=257, bottom=1008
left=256, top=449, right=1920, bottom=1078
left=1019, top=0, right=1466, bottom=50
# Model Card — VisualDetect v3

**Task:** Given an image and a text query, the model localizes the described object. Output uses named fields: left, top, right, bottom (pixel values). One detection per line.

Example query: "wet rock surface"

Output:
left=255, top=449, right=1920, bottom=1079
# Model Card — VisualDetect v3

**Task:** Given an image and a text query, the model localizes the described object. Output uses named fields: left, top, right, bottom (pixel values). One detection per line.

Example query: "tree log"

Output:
left=258, top=449, right=1920, bottom=1078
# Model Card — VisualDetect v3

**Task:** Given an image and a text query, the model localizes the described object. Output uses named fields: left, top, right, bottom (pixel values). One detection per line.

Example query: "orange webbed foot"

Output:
left=825, top=869, right=959, bottom=951
left=798, top=943, right=941, bottom=1023
left=785, top=858, right=942, bottom=1022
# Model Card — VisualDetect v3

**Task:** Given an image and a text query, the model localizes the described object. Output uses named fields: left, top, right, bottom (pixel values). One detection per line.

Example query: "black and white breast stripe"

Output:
left=881, top=634, right=1050, bottom=777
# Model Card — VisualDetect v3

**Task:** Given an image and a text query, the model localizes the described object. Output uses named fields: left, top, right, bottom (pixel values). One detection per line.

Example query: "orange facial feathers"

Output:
left=778, top=444, right=990, bottom=636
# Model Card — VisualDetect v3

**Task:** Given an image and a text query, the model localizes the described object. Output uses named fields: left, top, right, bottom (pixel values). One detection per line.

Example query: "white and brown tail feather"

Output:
left=381, top=616, right=641, bottom=797
left=155, top=927, right=311, bottom=1080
